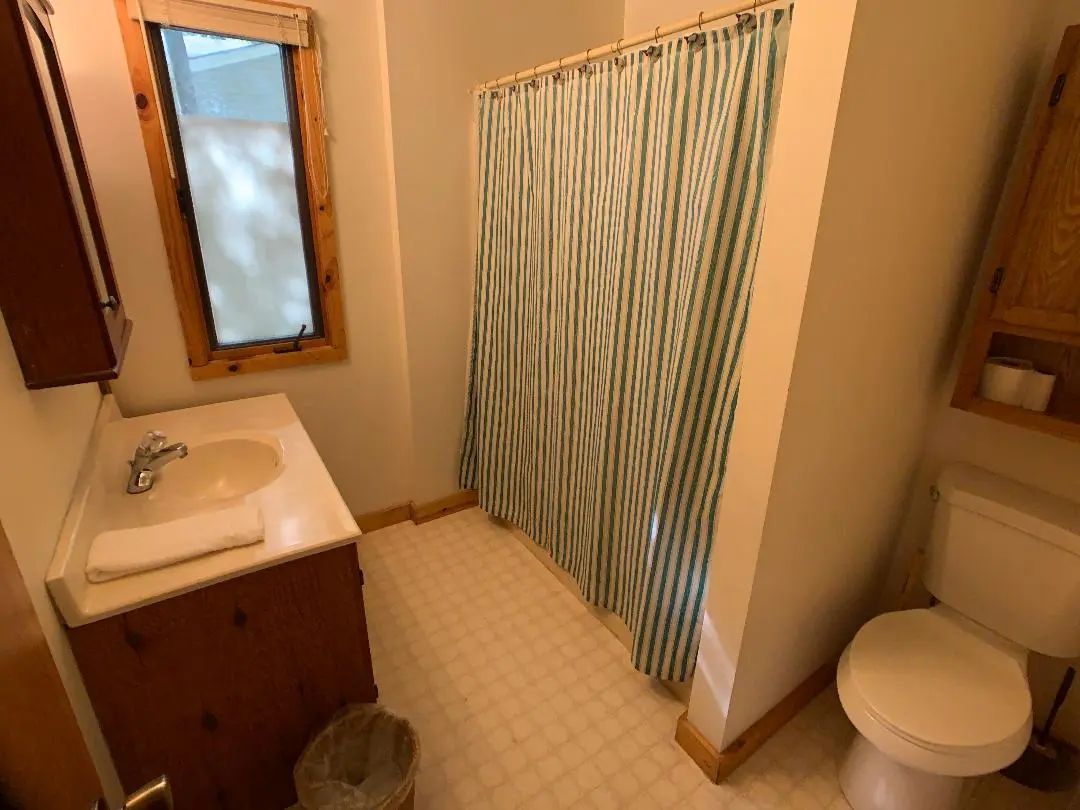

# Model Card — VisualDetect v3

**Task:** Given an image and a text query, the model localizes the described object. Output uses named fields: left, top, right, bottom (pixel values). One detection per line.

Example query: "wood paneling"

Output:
left=68, top=544, right=377, bottom=810
left=993, top=26, right=1080, bottom=333
left=0, top=520, right=104, bottom=809
left=676, top=661, right=836, bottom=784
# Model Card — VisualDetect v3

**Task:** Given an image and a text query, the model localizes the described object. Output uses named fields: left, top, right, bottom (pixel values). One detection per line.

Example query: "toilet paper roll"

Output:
left=1022, top=371, right=1056, bottom=412
left=980, top=357, right=1034, bottom=406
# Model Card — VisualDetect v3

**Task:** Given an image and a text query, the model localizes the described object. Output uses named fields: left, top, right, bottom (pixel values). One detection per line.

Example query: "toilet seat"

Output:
left=837, top=609, right=1032, bottom=777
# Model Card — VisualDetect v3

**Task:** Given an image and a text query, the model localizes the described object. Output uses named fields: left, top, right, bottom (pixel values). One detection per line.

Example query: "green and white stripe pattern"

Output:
left=461, top=9, right=790, bottom=680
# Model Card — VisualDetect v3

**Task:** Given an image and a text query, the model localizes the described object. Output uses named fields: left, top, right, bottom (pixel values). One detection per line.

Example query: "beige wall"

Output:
left=52, top=0, right=417, bottom=516
left=686, top=0, right=860, bottom=748
left=624, top=0, right=703, bottom=37
left=888, top=0, right=1080, bottom=745
left=689, top=0, right=1056, bottom=749
left=0, top=326, right=123, bottom=805
left=380, top=0, right=623, bottom=502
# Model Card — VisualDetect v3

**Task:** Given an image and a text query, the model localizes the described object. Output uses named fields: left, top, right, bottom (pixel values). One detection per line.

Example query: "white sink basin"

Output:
left=149, top=437, right=284, bottom=502
left=45, top=394, right=360, bottom=627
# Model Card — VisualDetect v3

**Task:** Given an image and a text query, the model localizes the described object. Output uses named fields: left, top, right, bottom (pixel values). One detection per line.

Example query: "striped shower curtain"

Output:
left=461, top=8, right=791, bottom=680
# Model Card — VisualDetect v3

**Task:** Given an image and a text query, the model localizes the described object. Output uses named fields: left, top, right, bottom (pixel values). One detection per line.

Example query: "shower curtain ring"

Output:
left=697, top=11, right=705, bottom=31
left=654, top=26, right=661, bottom=44
left=579, top=48, right=593, bottom=75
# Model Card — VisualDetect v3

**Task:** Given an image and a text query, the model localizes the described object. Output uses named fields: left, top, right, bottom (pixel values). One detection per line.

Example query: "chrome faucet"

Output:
left=127, top=430, right=188, bottom=494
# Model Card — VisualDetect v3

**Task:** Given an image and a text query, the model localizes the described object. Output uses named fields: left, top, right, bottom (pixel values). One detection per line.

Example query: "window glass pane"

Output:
left=159, top=28, right=316, bottom=347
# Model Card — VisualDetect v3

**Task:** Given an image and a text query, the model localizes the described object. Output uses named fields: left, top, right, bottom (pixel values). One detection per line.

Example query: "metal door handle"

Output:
left=123, top=776, right=173, bottom=810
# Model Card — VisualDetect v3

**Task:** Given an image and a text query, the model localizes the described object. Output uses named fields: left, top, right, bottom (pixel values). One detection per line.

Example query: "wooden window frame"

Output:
left=113, top=0, right=346, bottom=380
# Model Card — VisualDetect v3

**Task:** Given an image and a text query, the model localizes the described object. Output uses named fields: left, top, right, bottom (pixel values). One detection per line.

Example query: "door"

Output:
left=0, top=518, right=104, bottom=809
left=993, top=26, right=1080, bottom=333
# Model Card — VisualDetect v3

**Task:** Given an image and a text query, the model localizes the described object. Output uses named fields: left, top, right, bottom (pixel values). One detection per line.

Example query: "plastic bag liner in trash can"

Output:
left=294, top=704, right=420, bottom=810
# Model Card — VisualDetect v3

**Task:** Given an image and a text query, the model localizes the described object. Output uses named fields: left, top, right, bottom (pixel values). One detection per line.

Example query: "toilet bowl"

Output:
left=835, top=464, right=1080, bottom=810
left=836, top=608, right=1031, bottom=810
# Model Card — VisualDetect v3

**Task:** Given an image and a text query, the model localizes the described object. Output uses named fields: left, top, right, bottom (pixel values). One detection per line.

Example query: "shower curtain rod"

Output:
left=475, top=0, right=767, bottom=91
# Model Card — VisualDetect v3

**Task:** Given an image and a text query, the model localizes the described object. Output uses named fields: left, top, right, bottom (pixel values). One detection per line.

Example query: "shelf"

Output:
left=985, top=320, right=1080, bottom=350
left=961, top=397, right=1080, bottom=443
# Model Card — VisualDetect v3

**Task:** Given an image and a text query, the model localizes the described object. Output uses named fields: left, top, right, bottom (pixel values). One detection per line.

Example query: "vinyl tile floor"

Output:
left=356, top=508, right=1073, bottom=809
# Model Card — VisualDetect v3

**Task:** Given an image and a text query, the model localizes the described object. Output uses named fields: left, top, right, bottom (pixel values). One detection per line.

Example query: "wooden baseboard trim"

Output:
left=354, top=503, right=413, bottom=533
left=410, top=490, right=479, bottom=524
left=677, top=659, right=836, bottom=784
left=675, top=709, right=723, bottom=782
left=354, top=491, right=480, bottom=534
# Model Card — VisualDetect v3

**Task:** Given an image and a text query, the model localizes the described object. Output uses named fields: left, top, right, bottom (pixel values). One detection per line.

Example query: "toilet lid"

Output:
left=847, top=610, right=1031, bottom=750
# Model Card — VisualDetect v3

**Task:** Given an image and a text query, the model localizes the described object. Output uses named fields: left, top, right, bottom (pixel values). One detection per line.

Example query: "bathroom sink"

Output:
left=46, top=394, right=360, bottom=627
left=149, top=436, right=284, bottom=502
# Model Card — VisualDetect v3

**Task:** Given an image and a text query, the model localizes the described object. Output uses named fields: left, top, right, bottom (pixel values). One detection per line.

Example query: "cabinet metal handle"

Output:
left=100, top=296, right=119, bottom=311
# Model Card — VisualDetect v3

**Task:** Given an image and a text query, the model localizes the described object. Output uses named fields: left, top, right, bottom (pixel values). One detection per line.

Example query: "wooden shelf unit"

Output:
left=953, top=25, right=1080, bottom=443
left=963, top=396, right=1080, bottom=443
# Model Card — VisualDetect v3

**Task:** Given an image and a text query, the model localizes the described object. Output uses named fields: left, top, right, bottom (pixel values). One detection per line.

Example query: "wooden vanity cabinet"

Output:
left=953, top=25, right=1080, bottom=440
left=67, top=545, right=378, bottom=810
left=0, top=0, right=131, bottom=389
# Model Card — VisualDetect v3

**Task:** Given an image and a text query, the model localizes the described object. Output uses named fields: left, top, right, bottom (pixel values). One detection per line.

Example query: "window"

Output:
left=116, top=0, right=345, bottom=378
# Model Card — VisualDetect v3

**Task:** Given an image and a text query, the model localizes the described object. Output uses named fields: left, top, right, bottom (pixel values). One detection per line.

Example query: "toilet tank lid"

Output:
left=939, top=464, right=1080, bottom=554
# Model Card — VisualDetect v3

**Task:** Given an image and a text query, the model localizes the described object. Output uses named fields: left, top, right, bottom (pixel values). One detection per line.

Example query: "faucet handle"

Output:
left=138, top=430, right=167, bottom=454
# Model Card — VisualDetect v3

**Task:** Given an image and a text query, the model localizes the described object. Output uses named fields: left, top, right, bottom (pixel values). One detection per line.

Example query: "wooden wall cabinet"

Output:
left=953, top=25, right=1080, bottom=441
left=0, top=0, right=131, bottom=389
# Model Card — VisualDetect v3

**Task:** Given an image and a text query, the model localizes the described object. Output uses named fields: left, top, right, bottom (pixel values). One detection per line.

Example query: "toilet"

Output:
left=836, top=463, right=1080, bottom=810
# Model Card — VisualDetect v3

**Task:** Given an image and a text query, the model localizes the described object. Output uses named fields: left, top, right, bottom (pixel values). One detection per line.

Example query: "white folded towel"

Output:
left=86, top=505, right=264, bottom=583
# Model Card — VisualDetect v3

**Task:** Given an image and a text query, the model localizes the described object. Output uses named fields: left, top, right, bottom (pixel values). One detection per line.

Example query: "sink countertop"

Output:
left=46, top=394, right=359, bottom=627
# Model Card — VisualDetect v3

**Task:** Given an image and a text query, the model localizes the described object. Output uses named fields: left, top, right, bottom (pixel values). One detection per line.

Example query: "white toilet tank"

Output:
left=925, top=464, right=1080, bottom=659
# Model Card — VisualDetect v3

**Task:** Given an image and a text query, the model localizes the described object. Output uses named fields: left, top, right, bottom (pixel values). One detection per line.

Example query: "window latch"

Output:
left=274, top=323, right=308, bottom=353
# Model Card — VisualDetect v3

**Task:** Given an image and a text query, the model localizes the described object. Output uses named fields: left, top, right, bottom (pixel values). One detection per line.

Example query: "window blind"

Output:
left=126, top=0, right=312, bottom=47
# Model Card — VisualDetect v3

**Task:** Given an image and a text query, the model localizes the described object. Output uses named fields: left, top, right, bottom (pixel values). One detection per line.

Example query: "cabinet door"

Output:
left=0, top=519, right=105, bottom=810
left=993, top=27, right=1080, bottom=333
left=0, top=0, right=131, bottom=388
left=68, top=545, right=377, bottom=810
